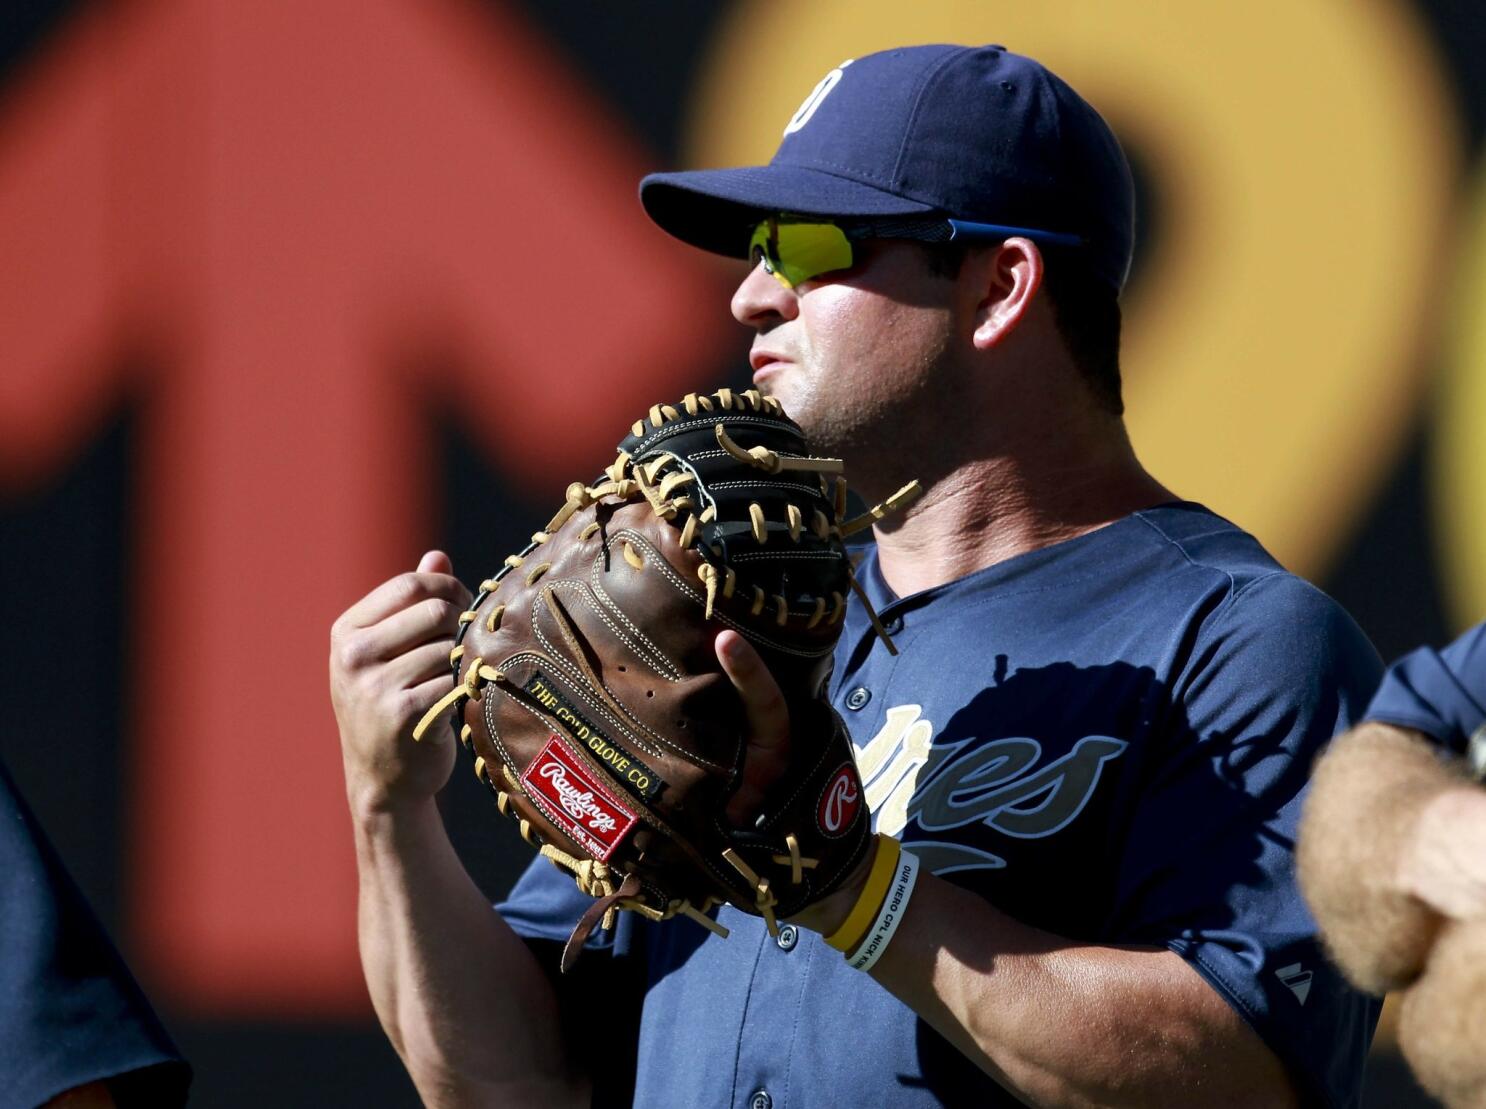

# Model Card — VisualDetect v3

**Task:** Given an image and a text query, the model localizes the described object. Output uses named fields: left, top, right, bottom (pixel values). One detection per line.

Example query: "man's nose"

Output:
left=731, top=261, right=800, bottom=329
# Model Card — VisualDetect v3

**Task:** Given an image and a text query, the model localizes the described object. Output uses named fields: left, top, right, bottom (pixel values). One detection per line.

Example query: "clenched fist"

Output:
left=330, top=550, right=472, bottom=811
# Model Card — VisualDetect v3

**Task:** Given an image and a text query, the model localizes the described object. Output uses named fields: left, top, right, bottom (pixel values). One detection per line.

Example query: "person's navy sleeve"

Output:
left=1363, top=621, right=1486, bottom=755
left=497, top=856, right=638, bottom=957
left=0, top=761, right=190, bottom=1109
left=1108, top=573, right=1384, bottom=1109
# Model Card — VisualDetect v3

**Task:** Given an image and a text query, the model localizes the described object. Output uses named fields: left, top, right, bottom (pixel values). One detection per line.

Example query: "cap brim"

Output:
left=639, top=165, right=938, bottom=258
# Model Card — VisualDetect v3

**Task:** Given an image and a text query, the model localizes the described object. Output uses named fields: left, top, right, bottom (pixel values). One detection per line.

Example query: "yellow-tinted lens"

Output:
left=748, top=219, right=855, bottom=288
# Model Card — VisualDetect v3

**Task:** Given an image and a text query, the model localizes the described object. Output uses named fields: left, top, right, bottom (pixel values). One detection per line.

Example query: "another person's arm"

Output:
left=1299, top=623, right=1486, bottom=991
left=1359, top=624, right=1486, bottom=922
left=331, top=551, right=587, bottom=1108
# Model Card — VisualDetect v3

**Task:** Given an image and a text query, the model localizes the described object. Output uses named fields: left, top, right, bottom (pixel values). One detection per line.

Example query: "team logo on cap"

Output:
left=817, top=762, right=862, bottom=836
left=783, top=59, right=853, bottom=136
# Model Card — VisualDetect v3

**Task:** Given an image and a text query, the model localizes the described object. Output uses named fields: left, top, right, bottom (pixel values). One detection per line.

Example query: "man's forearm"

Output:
left=350, top=785, right=586, bottom=1108
left=843, top=868, right=1297, bottom=1108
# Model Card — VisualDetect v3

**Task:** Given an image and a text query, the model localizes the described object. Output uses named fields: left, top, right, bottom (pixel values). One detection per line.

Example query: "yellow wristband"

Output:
left=825, top=834, right=901, bottom=952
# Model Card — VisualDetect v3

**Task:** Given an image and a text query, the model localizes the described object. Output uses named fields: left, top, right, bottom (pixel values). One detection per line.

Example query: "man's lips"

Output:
left=749, top=351, right=791, bottom=386
left=749, top=349, right=789, bottom=373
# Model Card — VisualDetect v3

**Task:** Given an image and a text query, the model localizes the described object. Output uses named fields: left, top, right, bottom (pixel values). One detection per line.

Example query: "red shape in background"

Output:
left=0, top=0, right=729, bottom=1013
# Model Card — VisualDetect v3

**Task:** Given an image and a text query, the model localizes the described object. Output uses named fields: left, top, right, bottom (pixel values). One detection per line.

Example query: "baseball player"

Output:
left=331, top=45, right=1382, bottom=1106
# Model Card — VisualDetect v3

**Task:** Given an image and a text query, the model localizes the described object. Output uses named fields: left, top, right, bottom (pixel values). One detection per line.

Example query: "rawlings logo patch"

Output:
left=524, top=673, right=664, bottom=801
left=521, top=736, right=637, bottom=861
left=817, top=762, right=862, bottom=837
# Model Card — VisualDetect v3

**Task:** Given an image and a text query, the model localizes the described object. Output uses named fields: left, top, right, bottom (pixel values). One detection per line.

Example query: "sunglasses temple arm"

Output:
left=946, top=218, right=1082, bottom=248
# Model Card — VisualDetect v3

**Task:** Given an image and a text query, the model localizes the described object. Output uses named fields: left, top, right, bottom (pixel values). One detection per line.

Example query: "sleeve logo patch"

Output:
left=521, top=736, right=638, bottom=861
left=524, top=673, right=665, bottom=801
left=817, top=762, right=862, bottom=837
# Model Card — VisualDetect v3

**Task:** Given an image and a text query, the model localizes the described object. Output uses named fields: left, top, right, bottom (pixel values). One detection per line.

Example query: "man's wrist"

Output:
left=789, top=833, right=880, bottom=937
left=344, top=767, right=440, bottom=826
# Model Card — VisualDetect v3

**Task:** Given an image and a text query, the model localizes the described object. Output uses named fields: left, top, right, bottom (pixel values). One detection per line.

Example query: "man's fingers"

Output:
left=401, top=672, right=464, bottom=739
left=417, top=549, right=453, bottom=576
left=717, top=631, right=790, bottom=749
left=385, top=638, right=460, bottom=692
left=332, top=593, right=466, bottom=678
left=370, top=594, right=466, bottom=659
left=336, top=566, right=471, bottom=632
left=717, top=630, right=791, bottom=824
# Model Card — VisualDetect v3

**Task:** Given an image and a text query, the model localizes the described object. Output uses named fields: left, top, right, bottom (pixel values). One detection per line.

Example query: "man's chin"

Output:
left=758, top=376, right=802, bottom=416
left=756, top=380, right=852, bottom=461
left=772, top=389, right=817, bottom=434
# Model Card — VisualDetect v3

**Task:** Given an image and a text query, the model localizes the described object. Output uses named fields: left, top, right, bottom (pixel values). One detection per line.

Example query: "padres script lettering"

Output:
left=524, top=674, right=664, bottom=800
left=856, top=704, right=1128, bottom=875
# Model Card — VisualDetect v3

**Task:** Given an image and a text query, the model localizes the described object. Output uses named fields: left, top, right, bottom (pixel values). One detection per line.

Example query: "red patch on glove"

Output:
left=522, top=736, right=638, bottom=861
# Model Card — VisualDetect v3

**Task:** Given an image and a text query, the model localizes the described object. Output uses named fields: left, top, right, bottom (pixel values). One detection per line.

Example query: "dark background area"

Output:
left=3, top=0, right=1485, bottom=1104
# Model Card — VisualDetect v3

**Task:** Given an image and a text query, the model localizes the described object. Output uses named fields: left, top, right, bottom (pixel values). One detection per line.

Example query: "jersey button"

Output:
left=776, top=924, right=799, bottom=951
left=845, top=686, right=871, bottom=711
left=749, top=1090, right=773, bottom=1109
left=883, top=614, right=904, bottom=635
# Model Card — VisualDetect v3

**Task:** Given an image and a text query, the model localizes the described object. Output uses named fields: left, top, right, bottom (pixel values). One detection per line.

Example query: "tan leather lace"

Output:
left=722, top=848, right=781, bottom=936
left=771, top=832, right=820, bottom=887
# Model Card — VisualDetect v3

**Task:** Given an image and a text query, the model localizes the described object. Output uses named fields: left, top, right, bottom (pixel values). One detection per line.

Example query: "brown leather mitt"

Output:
left=415, top=388, right=912, bottom=970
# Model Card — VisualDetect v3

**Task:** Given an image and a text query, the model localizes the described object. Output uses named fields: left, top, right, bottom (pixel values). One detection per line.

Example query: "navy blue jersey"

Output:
left=499, top=503, right=1383, bottom=1108
left=0, top=761, right=189, bottom=1108
left=1363, top=622, right=1485, bottom=754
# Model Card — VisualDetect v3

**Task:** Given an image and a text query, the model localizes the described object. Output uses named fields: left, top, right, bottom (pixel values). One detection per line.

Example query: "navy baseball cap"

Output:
left=640, top=44, right=1135, bottom=291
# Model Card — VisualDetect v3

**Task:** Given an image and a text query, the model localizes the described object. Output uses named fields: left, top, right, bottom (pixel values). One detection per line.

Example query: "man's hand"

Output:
left=330, top=550, right=472, bottom=812
left=714, top=629, right=792, bottom=825
left=1399, top=785, right=1486, bottom=921
left=332, top=553, right=584, bottom=1107
left=715, top=629, right=874, bottom=936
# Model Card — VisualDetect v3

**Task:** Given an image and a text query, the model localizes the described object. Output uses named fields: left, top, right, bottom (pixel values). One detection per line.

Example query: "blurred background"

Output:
left=1, top=0, right=1482, bottom=1104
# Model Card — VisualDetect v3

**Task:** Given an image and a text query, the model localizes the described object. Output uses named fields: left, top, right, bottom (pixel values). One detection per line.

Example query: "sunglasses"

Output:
left=747, top=215, right=1083, bottom=289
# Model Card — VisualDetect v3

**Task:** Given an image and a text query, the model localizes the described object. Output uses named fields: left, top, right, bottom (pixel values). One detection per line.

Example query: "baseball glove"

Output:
left=414, top=388, right=913, bottom=969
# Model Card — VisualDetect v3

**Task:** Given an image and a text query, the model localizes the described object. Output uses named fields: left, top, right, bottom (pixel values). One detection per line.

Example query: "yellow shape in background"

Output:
left=683, top=0, right=1458, bottom=578
left=1436, top=164, right=1486, bottom=631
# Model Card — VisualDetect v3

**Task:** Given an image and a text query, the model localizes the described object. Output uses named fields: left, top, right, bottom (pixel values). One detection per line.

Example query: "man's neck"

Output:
left=865, top=428, right=1175, bottom=599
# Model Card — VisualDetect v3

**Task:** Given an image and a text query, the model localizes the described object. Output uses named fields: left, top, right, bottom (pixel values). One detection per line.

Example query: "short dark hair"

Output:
left=922, top=243, right=1124, bottom=416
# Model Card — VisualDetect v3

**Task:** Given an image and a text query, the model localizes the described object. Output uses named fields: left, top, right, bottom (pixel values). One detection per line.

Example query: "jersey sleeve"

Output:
left=1107, top=574, right=1384, bottom=1109
left=0, top=761, right=191, bottom=1109
left=1363, top=622, right=1486, bottom=753
left=496, top=854, right=639, bottom=957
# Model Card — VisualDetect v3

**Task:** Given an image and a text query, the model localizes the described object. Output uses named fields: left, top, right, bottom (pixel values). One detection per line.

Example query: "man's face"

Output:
left=731, top=238, right=961, bottom=469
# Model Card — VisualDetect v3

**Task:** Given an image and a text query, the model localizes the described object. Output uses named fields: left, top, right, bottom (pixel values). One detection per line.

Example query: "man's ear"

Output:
left=970, top=237, right=1044, bottom=351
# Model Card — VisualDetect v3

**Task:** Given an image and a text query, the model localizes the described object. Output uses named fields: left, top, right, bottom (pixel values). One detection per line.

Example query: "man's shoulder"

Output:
left=1131, top=504, right=1363, bottom=631
left=1127, top=502, right=1287, bottom=588
left=1128, top=503, right=1381, bottom=693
